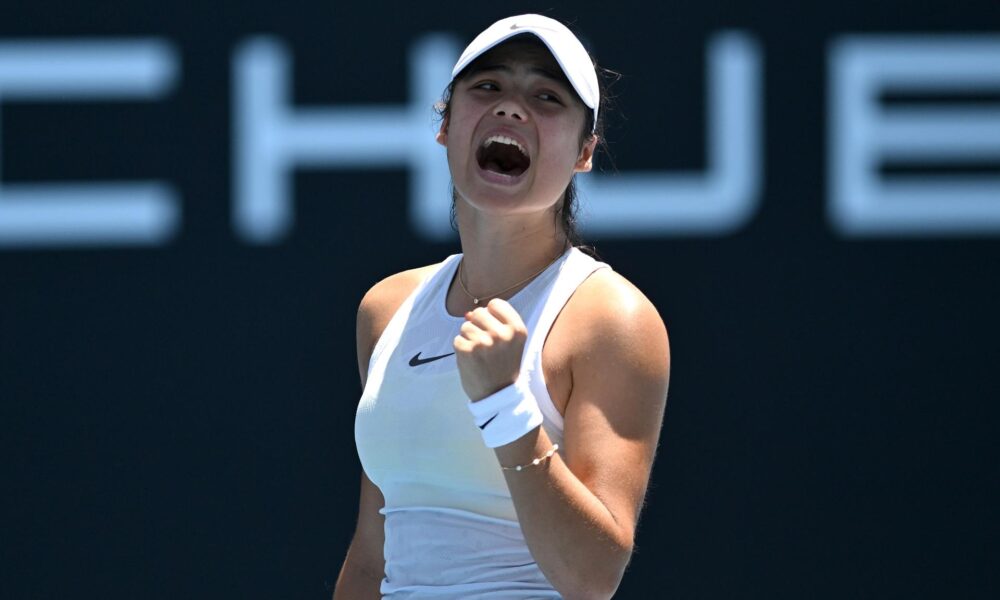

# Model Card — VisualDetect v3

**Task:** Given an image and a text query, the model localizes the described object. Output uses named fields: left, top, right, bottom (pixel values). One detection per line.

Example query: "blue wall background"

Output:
left=1, top=1, right=998, bottom=597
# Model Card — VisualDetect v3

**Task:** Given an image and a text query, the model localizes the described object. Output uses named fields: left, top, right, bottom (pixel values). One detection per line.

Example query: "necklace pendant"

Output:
left=473, top=298, right=480, bottom=305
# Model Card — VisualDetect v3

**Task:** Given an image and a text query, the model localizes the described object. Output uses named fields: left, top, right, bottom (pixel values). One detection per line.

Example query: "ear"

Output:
left=435, top=115, right=449, bottom=147
left=574, top=135, right=598, bottom=172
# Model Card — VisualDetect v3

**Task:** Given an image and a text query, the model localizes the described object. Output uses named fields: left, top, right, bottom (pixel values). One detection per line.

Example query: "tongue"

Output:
left=484, top=159, right=526, bottom=177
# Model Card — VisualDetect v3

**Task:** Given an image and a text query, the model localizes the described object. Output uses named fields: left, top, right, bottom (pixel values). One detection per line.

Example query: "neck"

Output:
left=454, top=202, right=569, bottom=301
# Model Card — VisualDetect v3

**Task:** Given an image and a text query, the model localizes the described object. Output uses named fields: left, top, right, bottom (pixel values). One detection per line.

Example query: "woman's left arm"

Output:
left=456, top=272, right=670, bottom=600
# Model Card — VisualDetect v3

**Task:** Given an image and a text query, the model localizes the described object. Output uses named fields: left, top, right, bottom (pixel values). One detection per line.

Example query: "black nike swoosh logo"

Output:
left=479, top=414, right=498, bottom=430
left=408, top=351, right=455, bottom=367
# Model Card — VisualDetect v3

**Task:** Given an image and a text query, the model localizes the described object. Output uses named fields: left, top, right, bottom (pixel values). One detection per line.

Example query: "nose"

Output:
left=494, top=99, right=526, bottom=122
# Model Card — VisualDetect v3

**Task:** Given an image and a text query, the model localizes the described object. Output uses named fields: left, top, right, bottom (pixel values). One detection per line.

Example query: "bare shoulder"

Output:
left=356, top=263, right=442, bottom=381
left=358, top=265, right=439, bottom=331
left=560, top=267, right=671, bottom=384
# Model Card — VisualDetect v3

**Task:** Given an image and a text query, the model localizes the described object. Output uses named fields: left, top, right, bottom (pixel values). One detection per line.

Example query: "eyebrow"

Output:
left=466, top=63, right=567, bottom=86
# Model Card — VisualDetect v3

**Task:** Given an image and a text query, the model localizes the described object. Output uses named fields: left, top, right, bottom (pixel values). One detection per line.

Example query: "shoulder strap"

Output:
left=520, top=249, right=611, bottom=430
left=523, top=249, right=610, bottom=360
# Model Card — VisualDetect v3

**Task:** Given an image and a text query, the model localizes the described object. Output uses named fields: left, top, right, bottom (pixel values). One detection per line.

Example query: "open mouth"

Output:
left=476, top=135, right=531, bottom=177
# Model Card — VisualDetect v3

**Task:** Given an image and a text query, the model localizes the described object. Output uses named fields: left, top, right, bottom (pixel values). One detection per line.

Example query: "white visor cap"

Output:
left=451, top=14, right=599, bottom=132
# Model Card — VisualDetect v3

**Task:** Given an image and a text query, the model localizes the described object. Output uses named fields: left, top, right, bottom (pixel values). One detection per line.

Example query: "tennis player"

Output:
left=336, top=14, right=670, bottom=599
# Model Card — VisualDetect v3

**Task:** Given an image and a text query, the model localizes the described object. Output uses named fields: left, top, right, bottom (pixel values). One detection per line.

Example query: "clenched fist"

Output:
left=453, top=298, right=529, bottom=402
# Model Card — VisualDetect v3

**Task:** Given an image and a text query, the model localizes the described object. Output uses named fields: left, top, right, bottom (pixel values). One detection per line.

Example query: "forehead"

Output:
left=458, top=36, right=572, bottom=89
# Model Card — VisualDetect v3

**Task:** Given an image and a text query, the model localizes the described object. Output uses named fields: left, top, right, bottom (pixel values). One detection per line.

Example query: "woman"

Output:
left=336, top=14, right=670, bottom=599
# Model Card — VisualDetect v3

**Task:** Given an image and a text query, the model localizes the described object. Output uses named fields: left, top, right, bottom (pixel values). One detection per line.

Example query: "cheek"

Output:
left=539, top=129, right=585, bottom=172
left=443, top=107, right=477, bottom=157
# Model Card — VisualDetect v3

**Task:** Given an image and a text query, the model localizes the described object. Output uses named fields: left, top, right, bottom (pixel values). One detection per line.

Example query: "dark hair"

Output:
left=435, top=35, right=616, bottom=250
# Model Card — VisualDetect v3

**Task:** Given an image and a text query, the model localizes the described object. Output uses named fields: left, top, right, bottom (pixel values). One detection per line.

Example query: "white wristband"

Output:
left=467, top=378, right=543, bottom=448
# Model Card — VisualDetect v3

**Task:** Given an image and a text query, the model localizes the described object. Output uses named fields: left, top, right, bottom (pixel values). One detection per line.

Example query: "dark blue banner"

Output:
left=1, top=1, right=998, bottom=597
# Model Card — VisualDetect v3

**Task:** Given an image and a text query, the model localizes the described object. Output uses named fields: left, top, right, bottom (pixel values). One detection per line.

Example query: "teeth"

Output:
left=483, top=135, right=528, bottom=158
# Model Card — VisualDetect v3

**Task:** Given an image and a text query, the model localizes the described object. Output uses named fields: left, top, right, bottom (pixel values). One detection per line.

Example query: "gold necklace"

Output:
left=458, top=244, right=568, bottom=306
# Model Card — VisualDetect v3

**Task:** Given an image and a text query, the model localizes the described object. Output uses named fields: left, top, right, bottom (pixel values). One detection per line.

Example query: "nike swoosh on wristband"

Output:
left=408, top=351, right=455, bottom=367
left=479, top=414, right=498, bottom=430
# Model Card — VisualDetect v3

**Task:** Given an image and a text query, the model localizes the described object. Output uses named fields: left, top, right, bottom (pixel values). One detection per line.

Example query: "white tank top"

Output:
left=355, top=247, right=610, bottom=598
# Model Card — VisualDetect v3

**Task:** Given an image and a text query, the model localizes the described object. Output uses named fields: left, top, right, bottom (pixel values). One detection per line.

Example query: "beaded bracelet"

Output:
left=501, top=444, right=559, bottom=472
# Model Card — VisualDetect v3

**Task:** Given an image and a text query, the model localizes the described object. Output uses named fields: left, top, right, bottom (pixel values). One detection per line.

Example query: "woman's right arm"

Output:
left=333, top=267, right=436, bottom=599
left=333, top=472, right=386, bottom=599
left=333, top=284, right=387, bottom=599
